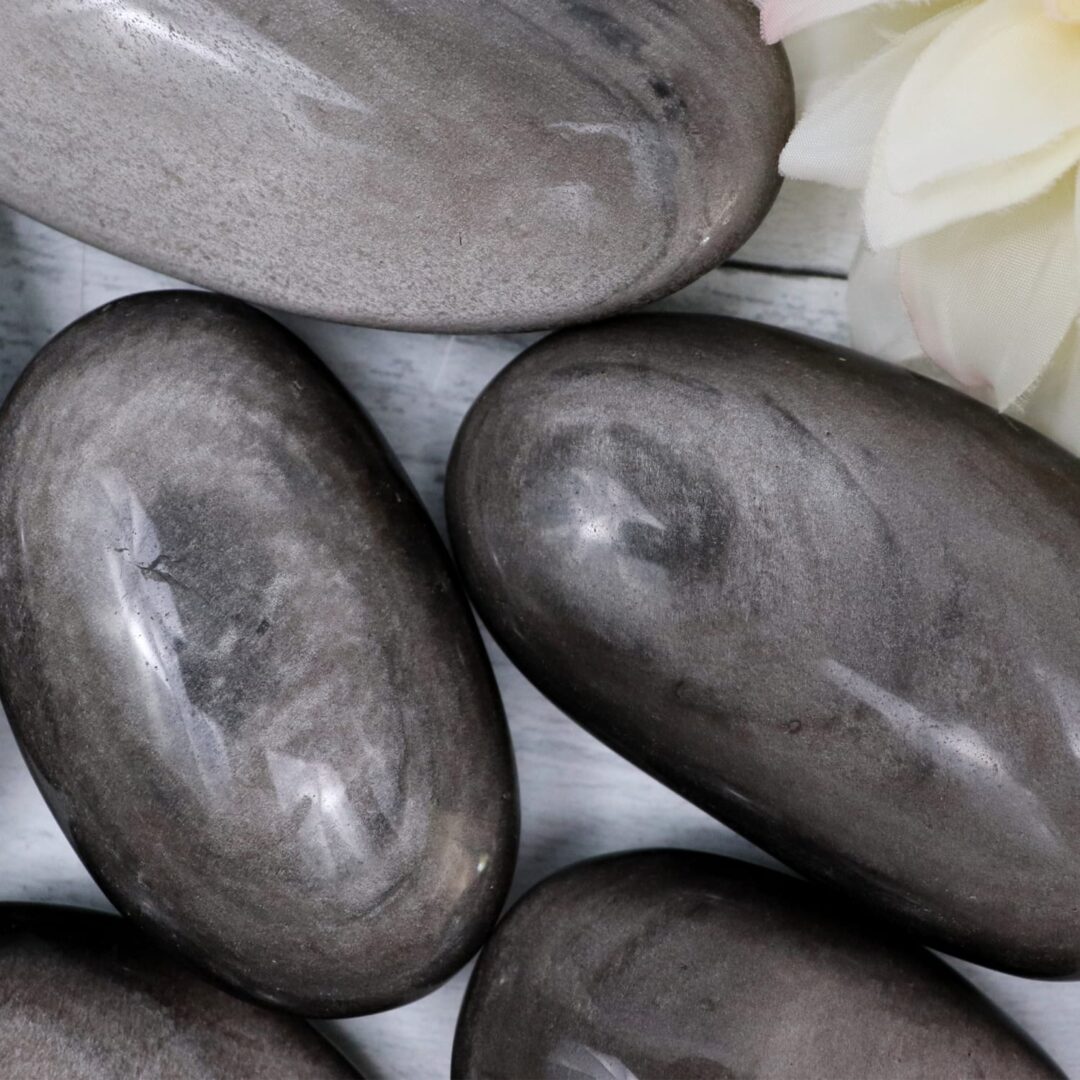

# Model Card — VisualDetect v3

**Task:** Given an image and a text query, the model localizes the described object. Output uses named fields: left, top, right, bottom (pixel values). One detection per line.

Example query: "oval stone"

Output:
left=453, top=851, right=1064, bottom=1079
left=0, top=905, right=358, bottom=1078
left=0, top=3, right=791, bottom=333
left=446, top=314, right=1080, bottom=977
left=0, top=291, right=518, bottom=1016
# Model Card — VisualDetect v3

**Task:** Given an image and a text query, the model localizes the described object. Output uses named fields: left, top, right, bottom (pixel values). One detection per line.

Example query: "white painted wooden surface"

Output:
left=1, top=182, right=1078, bottom=1079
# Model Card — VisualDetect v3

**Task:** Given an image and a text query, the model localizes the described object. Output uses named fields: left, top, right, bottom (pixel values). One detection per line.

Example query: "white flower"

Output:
left=761, top=0, right=1080, bottom=453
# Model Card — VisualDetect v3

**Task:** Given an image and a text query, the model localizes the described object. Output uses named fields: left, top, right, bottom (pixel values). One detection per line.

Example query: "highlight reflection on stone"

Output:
left=453, top=852, right=1064, bottom=1079
left=0, top=291, right=518, bottom=1016
left=447, top=314, right=1080, bottom=977
left=0, top=905, right=358, bottom=1078
left=0, top=2, right=791, bottom=332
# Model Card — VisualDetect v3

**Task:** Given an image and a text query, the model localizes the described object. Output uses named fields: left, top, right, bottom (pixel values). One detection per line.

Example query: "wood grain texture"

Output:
left=1, top=183, right=1078, bottom=1079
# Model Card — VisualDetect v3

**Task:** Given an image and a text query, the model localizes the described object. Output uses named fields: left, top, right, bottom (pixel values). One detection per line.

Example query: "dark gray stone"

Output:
left=0, top=291, right=518, bottom=1017
left=0, top=3, right=791, bottom=333
left=0, top=904, right=359, bottom=1078
left=446, top=314, right=1080, bottom=977
left=452, top=851, right=1064, bottom=1080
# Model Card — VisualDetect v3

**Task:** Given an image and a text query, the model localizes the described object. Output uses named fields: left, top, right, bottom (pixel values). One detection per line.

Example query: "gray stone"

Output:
left=453, top=852, right=1064, bottom=1079
left=446, top=314, right=1080, bottom=977
left=0, top=2, right=791, bottom=333
left=0, top=291, right=518, bottom=1016
left=0, top=904, right=359, bottom=1078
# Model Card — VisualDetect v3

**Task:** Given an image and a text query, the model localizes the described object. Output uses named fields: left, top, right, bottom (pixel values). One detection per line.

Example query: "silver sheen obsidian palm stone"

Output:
left=0, top=291, right=518, bottom=1016
left=0, top=2, right=791, bottom=333
left=446, top=314, right=1080, bottom=978
left=452, top=852, right=1064, bottom=1080
left=0, top=905, right=358, bottom=1078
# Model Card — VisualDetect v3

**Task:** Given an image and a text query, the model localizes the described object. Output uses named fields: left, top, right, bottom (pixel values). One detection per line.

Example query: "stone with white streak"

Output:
left=447, top=314, right=1080, bottom=978
left=0, top=291, right=518, bottom=1016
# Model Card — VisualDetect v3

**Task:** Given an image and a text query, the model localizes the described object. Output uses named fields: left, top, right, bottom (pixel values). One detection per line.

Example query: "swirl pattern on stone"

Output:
left=453, top=852, right=1063, bottom=1079
left=0, top=291, right=518, bottom=1016
left=447, top=314, right=1080, bottom=978
left=0, top=2, right=791, bottom=331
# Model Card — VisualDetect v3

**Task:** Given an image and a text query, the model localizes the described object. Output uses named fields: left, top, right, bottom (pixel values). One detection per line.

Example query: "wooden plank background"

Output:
left=1, top=181, right=1078, bottom=1078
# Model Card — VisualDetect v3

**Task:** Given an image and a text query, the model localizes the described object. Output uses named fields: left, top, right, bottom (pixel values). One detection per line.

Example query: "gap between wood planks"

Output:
left=724, top=258, right=847, bottom=282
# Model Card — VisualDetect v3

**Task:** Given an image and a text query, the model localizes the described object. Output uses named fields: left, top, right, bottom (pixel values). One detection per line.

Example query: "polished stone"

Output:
left=0, top=904, right=358, bottom=1078
left=0, top=2, right=791, bottom=333
left=446, top=314, right=1080, bottom=977
left=453, top=851, right=1064, bottom=1079
left=0, top=291, right=518, bottom=1016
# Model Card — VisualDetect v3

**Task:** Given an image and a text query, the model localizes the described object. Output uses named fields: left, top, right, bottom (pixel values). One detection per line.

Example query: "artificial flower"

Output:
left=760, top=0, right=1080, bottom=453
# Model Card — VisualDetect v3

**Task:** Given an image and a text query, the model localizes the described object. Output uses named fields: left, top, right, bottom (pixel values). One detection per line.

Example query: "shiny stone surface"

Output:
left=0, top=1, right=791, bottom=332
left=453, top=852, right=1064, bottom=1079
left=0, top=291, right=518, bottom=1016
left=0, top=904, right=358, bottom=1078
left=446, top=314, right=1080, bottom=977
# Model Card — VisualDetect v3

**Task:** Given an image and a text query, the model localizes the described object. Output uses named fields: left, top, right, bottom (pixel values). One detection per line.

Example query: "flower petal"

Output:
left=848, top=243, right=923, bottom=360
left=759, top=0, right=902, bottom=44
left=865, top=126, right=1080, bottom=249
left=782, top=21, right=878, bottom=112
left=780, top=5, right=968, bottom=189
left=898, top=171, right=1080, bottom=409
left=884, top=0, right=1080, bottom=193
left=782, top=0, right=957, bottom=105
left=1011, top=324, right=1080, bottom=455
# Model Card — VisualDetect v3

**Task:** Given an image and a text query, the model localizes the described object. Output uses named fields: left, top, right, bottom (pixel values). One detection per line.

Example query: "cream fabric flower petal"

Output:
left=782, top=0, right=960, bottom=107
left=884, top=0, right=1080, bottom=193
left=768, top=0, right=1080, bottom=454
left=898, top=171, right=1080, bottom=408
left=848, top=243, right=923, bottom=360
left=865, top=126, right=1080, bottom=249
left=780, top=5, right=968, bottom=189
left=1046, top=0, right=1080, bottom=21
left=1012, top=324, right=1080, bottom=455
left=783, top=21, right=878, bottom=111
left=759, top=0, right=897, bottom=44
